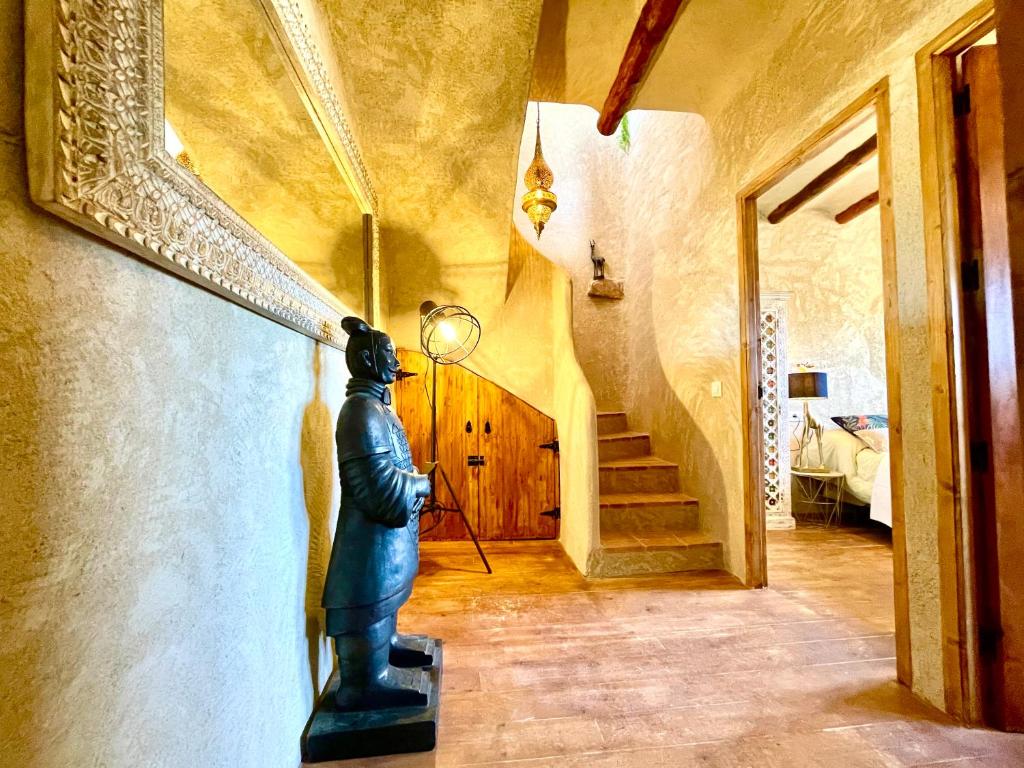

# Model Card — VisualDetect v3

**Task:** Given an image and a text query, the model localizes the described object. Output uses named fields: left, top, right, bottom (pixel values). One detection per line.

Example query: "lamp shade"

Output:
left=419, top=301, right=481, bottom=365
left=788, top=371, right=828, bottom=400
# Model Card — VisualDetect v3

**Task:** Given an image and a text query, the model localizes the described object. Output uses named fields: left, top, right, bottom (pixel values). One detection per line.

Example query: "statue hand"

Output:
left=415, top=474, right=431, bottom=498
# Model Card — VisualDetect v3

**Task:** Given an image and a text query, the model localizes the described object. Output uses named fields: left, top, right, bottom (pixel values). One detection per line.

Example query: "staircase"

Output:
left=589, top=411, right=724, bottom=577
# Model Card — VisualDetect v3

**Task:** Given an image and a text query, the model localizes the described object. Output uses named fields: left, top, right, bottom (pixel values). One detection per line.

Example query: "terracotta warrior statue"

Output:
left=322, top=317, right=433, bottom=710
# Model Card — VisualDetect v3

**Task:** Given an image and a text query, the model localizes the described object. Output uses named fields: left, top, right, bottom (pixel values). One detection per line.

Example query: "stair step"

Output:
left=600, top=492, right=699, bottom=534
left=600, top=503, right=699, bottom=534
left=600, top=530, right=713, bottom=549
left=596, top=411, right=628, bottom=435
left=599, top=456, right=678, bottom=494
left=599, top=492, right=697, bottom=508
left=589, top=532, right=724, bottom=577
left=597, top=431, right=651, bottom=461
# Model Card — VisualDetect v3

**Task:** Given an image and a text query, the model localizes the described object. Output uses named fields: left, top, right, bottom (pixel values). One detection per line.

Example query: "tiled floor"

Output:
left=312, top=527, right=1024, bottom=767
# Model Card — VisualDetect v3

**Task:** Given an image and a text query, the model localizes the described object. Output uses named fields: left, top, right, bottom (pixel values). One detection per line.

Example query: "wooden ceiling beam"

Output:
left=835, top=190, right=880, bottom=224
left=766, top=134, right=878, bottom=224
left=596, top=0, right=690, bottom=136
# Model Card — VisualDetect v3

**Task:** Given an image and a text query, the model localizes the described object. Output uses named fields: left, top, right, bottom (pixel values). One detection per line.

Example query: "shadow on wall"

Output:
left=0, top=221, right=48, bottom=756
left=327, top=217, right=368, bottom=315
left=300, top=342, right=336, bottom=699
left=380, top=224, right=451, bottom=345
left=626, top=251, right=729, bottom=552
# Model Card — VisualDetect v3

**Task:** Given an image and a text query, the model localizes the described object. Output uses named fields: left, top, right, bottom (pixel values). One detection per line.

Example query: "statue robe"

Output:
left=322, top=378, right=423, bottom=635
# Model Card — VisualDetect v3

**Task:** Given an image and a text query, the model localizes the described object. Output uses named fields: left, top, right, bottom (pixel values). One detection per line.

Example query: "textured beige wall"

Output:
left=538, top=0, right=984, bottom=708
left=316, top=0, right=543, bottom=351
left=1, top=3, right=347, bottom=763
left=550, top=273, right=601, bottom=573
left=759, top=209, right=888, bottom=419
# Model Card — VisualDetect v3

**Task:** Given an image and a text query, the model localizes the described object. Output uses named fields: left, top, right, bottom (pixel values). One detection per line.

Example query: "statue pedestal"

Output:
left=302, top=639, right=443, bottom=763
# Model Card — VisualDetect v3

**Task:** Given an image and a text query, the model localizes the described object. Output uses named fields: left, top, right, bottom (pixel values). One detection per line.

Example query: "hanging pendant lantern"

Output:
left=521, top=105, right=557, bottom=239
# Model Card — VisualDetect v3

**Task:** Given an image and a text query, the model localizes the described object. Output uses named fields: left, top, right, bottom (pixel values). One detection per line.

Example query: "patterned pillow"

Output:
left=856, top=428, right=889, bottom=453
left=831, top=415, right=888, bottom=434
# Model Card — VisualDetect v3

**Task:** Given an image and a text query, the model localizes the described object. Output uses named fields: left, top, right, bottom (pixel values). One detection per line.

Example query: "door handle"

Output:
left=484, top=420, right=491, bottom=434
left=466, top=420, right=473, bottom=433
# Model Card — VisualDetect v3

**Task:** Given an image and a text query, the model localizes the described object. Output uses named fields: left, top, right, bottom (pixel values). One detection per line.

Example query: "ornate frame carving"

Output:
left=25, top=0, right=380, bottom=347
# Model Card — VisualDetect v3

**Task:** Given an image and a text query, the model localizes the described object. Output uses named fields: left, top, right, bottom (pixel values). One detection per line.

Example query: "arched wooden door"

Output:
left=392, top=349, right=559, bottom=541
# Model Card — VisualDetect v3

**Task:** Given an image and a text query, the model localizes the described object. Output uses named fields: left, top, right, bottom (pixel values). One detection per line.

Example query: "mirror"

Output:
left=163, top=0, right=368, bottom=316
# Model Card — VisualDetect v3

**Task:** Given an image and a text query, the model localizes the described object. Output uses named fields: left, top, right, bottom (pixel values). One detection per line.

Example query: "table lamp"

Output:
left=789, top=371, right=828, bottom=472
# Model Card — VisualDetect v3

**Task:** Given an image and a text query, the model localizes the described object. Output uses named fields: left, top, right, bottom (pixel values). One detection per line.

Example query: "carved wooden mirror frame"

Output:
left=24, top=0, right=380, bottom=348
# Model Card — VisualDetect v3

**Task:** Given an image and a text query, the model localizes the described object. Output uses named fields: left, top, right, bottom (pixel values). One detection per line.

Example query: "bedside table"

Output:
left=791, top=469, right=846, bottom=527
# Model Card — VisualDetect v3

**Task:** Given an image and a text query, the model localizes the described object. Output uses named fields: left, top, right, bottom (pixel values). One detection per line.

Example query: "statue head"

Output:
left=341, top=317, right=400, bottom=384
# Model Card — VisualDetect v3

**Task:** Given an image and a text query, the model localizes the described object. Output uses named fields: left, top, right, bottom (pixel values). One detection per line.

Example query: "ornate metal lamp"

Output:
left=521, top=105, right=558, bottom=239
left=417, top=301, right=490, bottom=572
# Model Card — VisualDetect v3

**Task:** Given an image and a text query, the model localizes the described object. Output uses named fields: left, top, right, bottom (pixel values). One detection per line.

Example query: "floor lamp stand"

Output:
left=421, top=361, right=492, bottom=574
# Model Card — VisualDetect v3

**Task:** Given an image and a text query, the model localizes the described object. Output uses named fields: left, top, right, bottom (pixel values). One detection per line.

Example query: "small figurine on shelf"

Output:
left=587, top=240, right=624, bottom=300
left=589, top=239, right=606, bottom=280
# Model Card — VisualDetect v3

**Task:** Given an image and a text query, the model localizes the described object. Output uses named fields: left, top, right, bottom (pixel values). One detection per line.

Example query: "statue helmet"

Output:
left=341, top=316, right=392, bottom=381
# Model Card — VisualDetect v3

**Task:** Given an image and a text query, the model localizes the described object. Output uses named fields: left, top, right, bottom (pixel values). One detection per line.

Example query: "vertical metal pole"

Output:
left=428, top=360, right=438, bottom=507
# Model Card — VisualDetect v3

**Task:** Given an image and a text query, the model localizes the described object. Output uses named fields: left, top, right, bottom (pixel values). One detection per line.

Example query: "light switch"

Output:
left=711, top=380, right=722, bottom=398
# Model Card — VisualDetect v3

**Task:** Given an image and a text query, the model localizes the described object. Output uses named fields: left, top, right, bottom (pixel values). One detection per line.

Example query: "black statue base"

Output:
left=302, top=639, right=442, bottom=763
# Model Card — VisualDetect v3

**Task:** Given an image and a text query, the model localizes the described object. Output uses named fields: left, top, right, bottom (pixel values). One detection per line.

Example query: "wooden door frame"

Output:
left=736, top=79, right=913, bottom=686
left=916, top=0, right=997, bottom=724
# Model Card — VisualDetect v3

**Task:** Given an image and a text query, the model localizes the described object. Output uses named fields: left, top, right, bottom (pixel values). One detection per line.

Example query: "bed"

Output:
left=795, top=426, right=892, bottom=527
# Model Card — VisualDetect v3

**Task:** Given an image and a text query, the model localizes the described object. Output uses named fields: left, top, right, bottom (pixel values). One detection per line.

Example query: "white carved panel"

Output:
left=760, top=293, right=794, bottom=527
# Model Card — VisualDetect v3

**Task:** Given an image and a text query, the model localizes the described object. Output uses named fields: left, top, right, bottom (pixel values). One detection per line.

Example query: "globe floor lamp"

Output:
left=418, top=300, right=491, bottom=574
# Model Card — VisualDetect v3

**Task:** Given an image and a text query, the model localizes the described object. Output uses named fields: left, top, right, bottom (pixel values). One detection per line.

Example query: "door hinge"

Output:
left=539, top=439, right=559, bottom=453
left=467, top=455, right=485, bottom=467
left=961, top=259, right=981, bottom=293
left=954, top=84, right=972, bottom=117
left=969, top=440, right=989, bottom=473
left=757, top=383, right=764, bottom=400
left=541, top=506, right=561, bottom=520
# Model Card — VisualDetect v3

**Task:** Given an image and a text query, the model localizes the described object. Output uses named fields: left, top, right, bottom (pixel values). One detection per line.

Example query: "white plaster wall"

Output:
left=512, top=102, right=633, bottom=411
left=759, top=209, right=888, bottom=420
left=1, top=4, right=346, bottom=763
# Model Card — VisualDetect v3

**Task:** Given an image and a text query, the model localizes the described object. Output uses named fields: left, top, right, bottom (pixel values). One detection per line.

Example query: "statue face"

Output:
left=358, top=332, right=400, bottom=384
left=375, top=334, right=400, bottom=385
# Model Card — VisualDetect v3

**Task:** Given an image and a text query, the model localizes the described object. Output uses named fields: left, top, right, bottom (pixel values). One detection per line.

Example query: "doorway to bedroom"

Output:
left=755, top=107, right=891, bottom=537
left=755, top=99, right=897, bottom=665
left=736, top=80, right=911, bottom=683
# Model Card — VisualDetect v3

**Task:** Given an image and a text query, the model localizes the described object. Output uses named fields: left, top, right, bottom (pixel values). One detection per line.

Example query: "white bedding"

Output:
left=796, top=427, right=892, bottom=525
left=869, top=452, right=892, bottom=526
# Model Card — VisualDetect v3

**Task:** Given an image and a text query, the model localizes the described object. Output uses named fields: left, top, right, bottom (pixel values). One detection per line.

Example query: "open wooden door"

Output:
left=393, top=349, right=559, bottom=541
left=956, top=42, right=1024, bottom=730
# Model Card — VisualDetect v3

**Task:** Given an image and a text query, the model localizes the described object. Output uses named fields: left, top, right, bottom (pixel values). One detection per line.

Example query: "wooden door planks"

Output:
left=394, top=350, right=559, bottom=542
left=478, top=383, right=559, bottom=540
left=960, top=43, right=1024, bottom=730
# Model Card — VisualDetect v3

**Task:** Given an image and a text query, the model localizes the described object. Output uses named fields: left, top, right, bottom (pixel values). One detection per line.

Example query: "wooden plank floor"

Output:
left=311, top=527, right=1024, bottom=767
